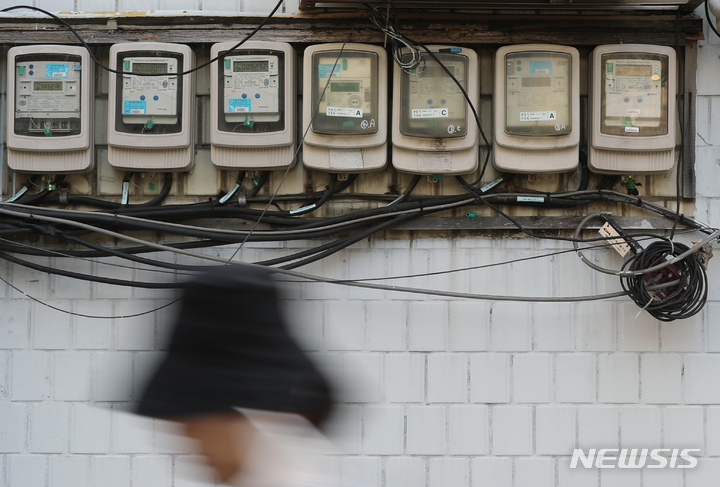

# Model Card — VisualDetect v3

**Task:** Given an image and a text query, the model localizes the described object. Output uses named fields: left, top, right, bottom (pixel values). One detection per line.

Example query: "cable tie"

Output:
left=289, top=204, right=316, bottom=215
left=219, top=183, right=240, bottom=205
left=121, top=181, right=130, bottom=205
left=6, top=186, right=29, bottom=203
left=479, top=177, right=503, bottom=194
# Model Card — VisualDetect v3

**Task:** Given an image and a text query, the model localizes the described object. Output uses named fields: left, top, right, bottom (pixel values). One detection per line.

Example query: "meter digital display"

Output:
left=233, top=60, right=268, bottom=72
left=131, top=62, right=168, bottom=75
left=504, top=51, right=572, bottom=136
left=615, top=64, right=653, bottom=77
left=600, top=52, right=668, bottom=137
left=33, top=81, right=63, bottom=91
left=311, top=49, right=379, bottom=136
left=399, top=53, right=467, bottom=138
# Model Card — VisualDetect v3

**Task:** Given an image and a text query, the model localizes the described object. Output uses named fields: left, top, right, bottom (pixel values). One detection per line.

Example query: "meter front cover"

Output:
left=217, top=50, right=285, bottom=131
left=504, top=51, right=573, bottom=136
left=399, top=52, right=468, bottom=139
left=114, top=50, right=185, bottom=134
left=310, top=49, right=379, bottom=136
left=13, top=54, right=83, bottom=137
left=600, top=52, right=669, bottom=137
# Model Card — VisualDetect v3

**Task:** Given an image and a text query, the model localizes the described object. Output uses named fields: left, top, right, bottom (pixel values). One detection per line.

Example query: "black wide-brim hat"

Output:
left=136, top=264, right=333, bottom=422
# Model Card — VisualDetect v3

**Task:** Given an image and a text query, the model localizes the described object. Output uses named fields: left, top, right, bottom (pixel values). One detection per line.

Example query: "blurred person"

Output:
left=136, top=265, right=336, bottom=486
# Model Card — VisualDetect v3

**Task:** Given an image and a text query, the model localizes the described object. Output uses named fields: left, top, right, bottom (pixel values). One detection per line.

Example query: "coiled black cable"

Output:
left=620, top=241, right=708, bottom=322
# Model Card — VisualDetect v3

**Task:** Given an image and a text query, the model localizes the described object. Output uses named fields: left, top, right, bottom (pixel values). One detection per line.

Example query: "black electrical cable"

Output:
left=389, top=175, right=421, bottom=206
left=280, top=213, right=420, bottom=269
left=15, top=175, right=65, bottom=205
left=0, top=250, right=183, bottom=288
left=620, top=240, right=708, bottom=321
left=0, top=0, right=285, bottom=77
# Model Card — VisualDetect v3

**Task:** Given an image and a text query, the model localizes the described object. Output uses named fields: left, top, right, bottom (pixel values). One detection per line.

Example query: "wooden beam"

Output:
left=391, top=216, right=689, bottom=231
left=185, top=216, right=687, bottom=232
left=683, top=40, right=698, bottom=199
left=0, top=14, right=702, bottom=45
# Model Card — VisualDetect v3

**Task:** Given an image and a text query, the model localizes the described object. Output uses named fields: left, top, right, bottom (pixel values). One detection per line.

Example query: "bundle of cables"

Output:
left=573, top=213, right=717, bottom=322
left=620, top=240, right=708, bottom=321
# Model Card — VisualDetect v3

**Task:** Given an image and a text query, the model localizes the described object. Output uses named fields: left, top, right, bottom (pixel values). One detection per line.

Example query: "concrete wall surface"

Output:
left=1, top=3, right=720, bottom=487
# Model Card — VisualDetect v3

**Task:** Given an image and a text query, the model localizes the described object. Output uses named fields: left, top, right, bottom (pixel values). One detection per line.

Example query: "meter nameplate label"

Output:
left=319, top=64, right=341, bottom=78
left=46, top=64, right=69, bottom=77
left=418, top=151, right=452, bottom=172
left=329, top=148, right=364, bottom=169
left=530, top=61, right=552, bottom=75
left=124, top=100, right=147, bottom=114
left=326, top=107, right=363, bottom=118
left=229, top=98, right=252, bottom=112
left=625, top=127, right=640, bottom=133
left=517, top=196, right=545, bottom=203
left=520, top=111, right=557, bottom=122
left=411, top=108, right=449, bottom=119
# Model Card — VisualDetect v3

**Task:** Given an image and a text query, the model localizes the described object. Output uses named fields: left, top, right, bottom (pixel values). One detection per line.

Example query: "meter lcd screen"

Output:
left=504, top=51, right=572, bottom=136
left=615, top=64, right=652, bottom=77
left=522, top=77, right=551, bottom=88
left=399, top=52, right=468, bottom=138
left=330, top=82, right=360, bottom=92
left=600, top=53, right=668, bottom=137
left=34, top=81, right=63, bottom=91
left=233, top=61, right=269, bottom=72
left=132, top=63, right=168, bottom=75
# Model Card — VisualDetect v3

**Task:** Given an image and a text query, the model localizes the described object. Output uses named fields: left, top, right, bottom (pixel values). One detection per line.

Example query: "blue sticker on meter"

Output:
left=124, top=100, right=147, bottom=114
left=529, top=60, right=553, bottom=75
left=318, top=64, right=341, bottom=78
left=229, top=98, right=252, bottom=112
left=46, top=63, right=69, bottom=77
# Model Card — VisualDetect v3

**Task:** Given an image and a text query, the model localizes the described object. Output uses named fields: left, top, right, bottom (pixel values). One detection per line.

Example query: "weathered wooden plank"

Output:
left=393, top=216, right=688, bottom=231
left=0, top=27, right=698, bottom=46
left=683, top=40, right=698, bottom=199
left=0, top=15, right=702, bottom=45
left=183, top=216, right=688, bottom=232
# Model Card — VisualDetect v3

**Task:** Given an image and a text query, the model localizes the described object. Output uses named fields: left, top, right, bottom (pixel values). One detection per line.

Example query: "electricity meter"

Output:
left=210, top=41, right=296, bottom=170
left=302, top=43, right=388, bottom=173
left=493, top=44, right=580, bottom=174
left=392, top=46, right=479, bottom=175
left=107, top=43, right=195, bottom=171
left=7, top=45, right=94, bottom=173
left=589, top=44, right=676, bottom=174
